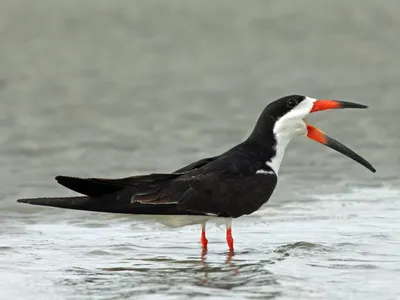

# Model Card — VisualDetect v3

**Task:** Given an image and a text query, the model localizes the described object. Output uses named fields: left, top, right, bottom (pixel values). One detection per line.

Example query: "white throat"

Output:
left=266, top=97, right=316, bottom=175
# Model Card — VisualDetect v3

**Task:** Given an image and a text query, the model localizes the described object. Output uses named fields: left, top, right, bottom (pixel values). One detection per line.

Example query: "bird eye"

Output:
left=287, top=99, right=297, bottom=108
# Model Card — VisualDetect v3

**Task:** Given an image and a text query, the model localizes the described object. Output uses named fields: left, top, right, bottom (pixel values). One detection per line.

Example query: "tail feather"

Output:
left=17, top=196, right=105, bottom=211
left=17, top=196, right=203, bottom=216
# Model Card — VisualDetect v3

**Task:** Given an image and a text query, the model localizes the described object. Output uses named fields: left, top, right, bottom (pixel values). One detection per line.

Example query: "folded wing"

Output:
left=134, top=171, right=277, bottom=218
left=54, top=156, right=218, bottom=197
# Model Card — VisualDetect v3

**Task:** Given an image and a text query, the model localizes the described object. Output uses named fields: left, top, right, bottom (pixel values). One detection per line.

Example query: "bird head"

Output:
left=256, top=95, right=376, bottom=173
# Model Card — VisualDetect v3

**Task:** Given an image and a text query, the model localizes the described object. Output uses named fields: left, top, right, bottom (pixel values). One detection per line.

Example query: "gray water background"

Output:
left=0, top=1, right=399, bottom=299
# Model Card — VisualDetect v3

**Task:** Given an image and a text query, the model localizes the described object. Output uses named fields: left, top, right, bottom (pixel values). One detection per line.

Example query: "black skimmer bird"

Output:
left=17, top=95, right=376, bottom=251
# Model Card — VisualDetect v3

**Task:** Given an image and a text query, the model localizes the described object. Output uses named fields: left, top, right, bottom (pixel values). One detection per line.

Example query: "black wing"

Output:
left=17, top=195, right=205, bottom=216
left=55, top=156, right=217, bottom=197
left=134, top=171, right=277, bottom=218
left=173, top=156, right=217, bottom=173
left=55, top=173, right=181, bottom=197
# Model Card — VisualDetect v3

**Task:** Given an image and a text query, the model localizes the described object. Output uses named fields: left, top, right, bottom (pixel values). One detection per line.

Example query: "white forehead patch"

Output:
left=266, top=96, right=317, bottom=175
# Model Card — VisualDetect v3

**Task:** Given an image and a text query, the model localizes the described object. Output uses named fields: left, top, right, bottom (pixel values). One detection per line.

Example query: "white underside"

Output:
left=128, top=214, right=231, bottom=228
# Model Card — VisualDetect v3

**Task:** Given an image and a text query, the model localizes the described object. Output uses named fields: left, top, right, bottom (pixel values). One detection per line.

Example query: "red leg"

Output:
left=226, top=221, right=234, bottom=251
left=201, top=223, right=208, bottom=249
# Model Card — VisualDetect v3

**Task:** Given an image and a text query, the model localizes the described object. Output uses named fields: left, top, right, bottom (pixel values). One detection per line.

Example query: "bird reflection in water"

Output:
left=198, top=248, right=243, bottom=287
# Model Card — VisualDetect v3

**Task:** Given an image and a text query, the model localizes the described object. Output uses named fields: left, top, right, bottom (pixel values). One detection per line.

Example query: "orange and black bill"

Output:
left=311, top=99, right=368, bottom=113
left=306, top=124, right=376, bottom=173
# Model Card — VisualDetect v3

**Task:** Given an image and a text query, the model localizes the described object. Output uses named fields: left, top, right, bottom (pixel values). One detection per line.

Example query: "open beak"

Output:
left=306, top=99, right=376, bottom=173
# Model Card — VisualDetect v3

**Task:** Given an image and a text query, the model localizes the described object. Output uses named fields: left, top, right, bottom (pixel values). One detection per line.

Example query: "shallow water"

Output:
left=1, top=1, right=400, bottom=299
